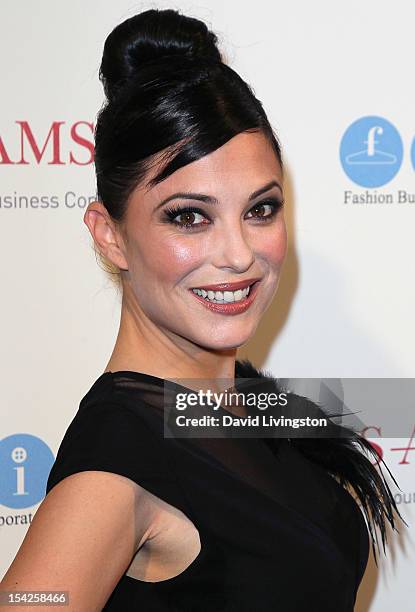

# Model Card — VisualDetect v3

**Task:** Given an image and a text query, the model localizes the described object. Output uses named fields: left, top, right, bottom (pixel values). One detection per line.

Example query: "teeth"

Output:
left=192, top=285, right=252, bottom=303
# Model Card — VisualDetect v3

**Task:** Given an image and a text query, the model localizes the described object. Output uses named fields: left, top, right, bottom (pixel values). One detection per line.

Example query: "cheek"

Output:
left=256, top=224, right=287, bottom=267
left=137, top=234, right=207, bottom=282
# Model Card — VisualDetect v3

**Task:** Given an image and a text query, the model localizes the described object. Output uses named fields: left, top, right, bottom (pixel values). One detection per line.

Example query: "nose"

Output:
left=210, top=218, right=255, bottom=273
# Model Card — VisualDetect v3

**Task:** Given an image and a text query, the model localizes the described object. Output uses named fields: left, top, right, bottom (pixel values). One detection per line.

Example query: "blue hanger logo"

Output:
left=340, top=116, right=403, bottom=187
left=0, top=434, right=55, bottom=509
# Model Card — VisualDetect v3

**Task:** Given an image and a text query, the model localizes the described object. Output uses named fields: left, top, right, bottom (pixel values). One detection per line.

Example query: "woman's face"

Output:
left=117, top=130, right=287, bottom=350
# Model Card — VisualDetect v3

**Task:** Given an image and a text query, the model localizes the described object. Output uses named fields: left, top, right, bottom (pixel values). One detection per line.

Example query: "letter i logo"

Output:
left=0, top=434, right=55, bottom=509
left=12, top=446, right=28, bottom=496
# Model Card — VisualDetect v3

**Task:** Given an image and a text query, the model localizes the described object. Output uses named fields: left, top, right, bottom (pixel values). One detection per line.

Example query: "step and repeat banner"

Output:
left=1, top=1, right=413, bottom=610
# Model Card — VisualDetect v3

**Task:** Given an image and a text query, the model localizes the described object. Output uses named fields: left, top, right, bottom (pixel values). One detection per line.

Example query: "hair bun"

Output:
left=100, top=9, right=223, bottom=102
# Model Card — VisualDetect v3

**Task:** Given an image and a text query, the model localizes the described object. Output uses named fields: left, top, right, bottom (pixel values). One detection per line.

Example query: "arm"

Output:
left=0, top=470, right=159, bottom=611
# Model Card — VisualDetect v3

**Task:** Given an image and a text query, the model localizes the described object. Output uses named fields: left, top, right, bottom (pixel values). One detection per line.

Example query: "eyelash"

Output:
left=163, top=198, right=284, bottom=231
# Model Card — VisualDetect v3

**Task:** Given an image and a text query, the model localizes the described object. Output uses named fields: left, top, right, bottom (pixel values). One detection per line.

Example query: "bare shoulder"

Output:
left=0, top=470, right=161, bottom=611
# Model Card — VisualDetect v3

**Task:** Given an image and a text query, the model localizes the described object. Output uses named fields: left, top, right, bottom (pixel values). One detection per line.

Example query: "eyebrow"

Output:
left=153, top=180, right=283, bottom=211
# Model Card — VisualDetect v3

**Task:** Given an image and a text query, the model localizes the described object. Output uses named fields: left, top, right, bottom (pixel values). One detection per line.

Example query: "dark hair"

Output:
left=93, top=8, right=282, bottom=287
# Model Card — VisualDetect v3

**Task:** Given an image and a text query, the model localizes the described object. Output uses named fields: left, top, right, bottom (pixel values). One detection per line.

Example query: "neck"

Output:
left=105, top=287, right=238, bottom=387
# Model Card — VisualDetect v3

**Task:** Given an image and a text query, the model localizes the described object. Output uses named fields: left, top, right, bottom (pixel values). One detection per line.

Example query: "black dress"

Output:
left=45, top=360, right=399, bottom=611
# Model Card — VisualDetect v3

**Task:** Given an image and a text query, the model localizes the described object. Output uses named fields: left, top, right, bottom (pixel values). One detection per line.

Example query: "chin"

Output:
left=192, top=328, right=257, bottom=352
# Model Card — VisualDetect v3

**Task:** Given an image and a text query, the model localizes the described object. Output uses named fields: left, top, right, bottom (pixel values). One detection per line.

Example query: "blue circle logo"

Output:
left=0, top=434, right=55, bottom=509
left=340, top=116, right=403, bottom=187
left=411, top=137, right=415, bottom=171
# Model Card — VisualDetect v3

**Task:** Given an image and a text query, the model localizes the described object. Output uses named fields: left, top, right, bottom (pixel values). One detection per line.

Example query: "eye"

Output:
left=245, top=199, right=283, bottom=221
left=164, top=205, right=210, bottom=230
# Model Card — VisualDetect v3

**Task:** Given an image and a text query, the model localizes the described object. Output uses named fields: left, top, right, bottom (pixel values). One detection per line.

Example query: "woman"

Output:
left=1, top=8, right=401, bottom=611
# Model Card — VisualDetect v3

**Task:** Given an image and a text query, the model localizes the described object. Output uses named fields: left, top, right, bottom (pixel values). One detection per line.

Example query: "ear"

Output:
left=83, top=201, right=128, bottom=271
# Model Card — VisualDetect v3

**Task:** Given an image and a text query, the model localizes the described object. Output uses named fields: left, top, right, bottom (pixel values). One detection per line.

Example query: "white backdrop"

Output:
left=0, top=1, right=413, bottom=610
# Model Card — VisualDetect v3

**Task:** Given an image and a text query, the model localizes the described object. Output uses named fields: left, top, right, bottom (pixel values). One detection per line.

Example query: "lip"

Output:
left=188, top=280, right=261, bottom=316
left=190, top=277, right=261, bottom=292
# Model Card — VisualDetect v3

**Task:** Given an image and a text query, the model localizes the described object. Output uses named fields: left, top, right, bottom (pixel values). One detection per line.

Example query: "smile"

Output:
left=188, top=280, right=261, bottom=315
left=191, top=285, right=252, bottom=303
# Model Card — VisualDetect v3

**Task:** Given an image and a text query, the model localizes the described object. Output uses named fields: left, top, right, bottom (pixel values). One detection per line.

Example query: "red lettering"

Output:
left=69, top=121, right=94, bottom=165
left=0, top=136, right=14, bottom=164
left=390, top=424, right=415, bottom=465
left=16, top=121, right=65, bottom=165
